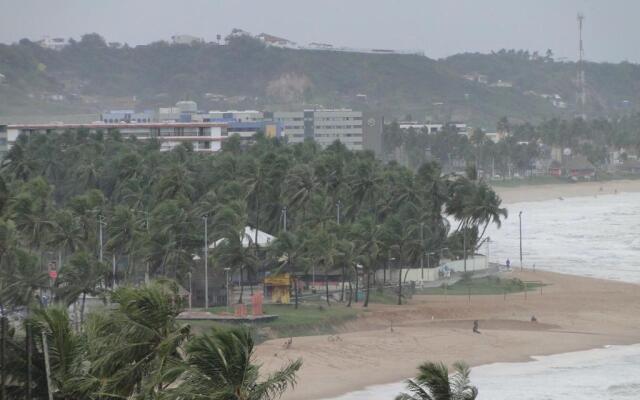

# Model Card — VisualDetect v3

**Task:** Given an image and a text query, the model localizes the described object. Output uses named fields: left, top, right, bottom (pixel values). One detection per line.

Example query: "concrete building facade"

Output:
left=267, top=109, right=364, bottom=151
left=5, top=122, right=229, bottom=153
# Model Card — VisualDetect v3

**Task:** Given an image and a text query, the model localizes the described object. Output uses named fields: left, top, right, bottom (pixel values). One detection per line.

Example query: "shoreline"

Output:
left=491, top=179, right=640, bottom=204
left=256, top=270, right=640, bottom=400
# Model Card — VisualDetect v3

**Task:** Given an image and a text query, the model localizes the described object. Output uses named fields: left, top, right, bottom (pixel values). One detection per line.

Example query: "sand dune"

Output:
left=256, top=270, right=640, bottom=400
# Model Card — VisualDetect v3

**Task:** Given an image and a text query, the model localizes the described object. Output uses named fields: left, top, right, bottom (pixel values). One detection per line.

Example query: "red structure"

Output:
left=251, top=293, right=264, bottom=316
left=234, top=303, right=247, bottom=317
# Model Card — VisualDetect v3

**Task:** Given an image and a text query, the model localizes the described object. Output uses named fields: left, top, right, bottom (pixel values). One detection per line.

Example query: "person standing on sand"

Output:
left=506, top=258, right=511, bottom=270
left=473, top=320, right=481, bottom=334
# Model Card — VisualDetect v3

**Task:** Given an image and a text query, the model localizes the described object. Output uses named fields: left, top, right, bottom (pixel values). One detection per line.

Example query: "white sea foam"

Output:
left=486, top=191, right=640, bottom=282
left=323, top=345, right=640, bottom=399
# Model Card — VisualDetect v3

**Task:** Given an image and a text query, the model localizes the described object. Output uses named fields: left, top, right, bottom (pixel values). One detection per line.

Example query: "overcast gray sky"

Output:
left=0, top=0, right=637, bottom=63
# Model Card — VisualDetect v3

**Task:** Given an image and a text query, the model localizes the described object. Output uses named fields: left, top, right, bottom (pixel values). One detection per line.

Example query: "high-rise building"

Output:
left=266, top=109, right=364, bottom=151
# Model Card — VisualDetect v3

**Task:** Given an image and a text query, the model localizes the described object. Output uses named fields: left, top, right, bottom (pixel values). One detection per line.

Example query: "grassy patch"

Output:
left=186, top=303, right=360, bottom=340
left=418, top=276, right=545, bottom=296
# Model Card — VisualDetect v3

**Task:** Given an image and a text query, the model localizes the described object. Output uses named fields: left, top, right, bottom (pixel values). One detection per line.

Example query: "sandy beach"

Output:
left=256, top=270, right=640, bottom=399
left=492, top=179, right=640, bottom=203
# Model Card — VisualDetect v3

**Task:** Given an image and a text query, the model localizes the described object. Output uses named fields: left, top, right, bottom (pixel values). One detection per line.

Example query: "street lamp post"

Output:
left=203, top=216, right=209, bottom=311
left=519, top=211, right=523, bottom=271
left=188, top=271, right=192, bottom=311
left=98, top=214, right=104, bottom=263
left=420, top=223, right=425, bottom=280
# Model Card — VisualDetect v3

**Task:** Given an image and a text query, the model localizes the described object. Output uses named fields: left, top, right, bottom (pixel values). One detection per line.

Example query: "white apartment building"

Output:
left=4, top=122, right=229, bottom=153
left=399, top=122, right=467, bottom=134
left=38, top=36, right=68, bottom=51
left=267, top=109, right=364, bottom=151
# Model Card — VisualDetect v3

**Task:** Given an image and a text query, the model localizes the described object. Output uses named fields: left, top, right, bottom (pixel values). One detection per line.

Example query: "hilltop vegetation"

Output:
left=3, top=34, right=640, bottom=125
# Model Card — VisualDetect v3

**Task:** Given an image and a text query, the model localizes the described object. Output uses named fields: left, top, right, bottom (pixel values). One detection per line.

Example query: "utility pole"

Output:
left=112, top=253, right=116, bottom=289
left=420, top=223, right=425, bottom=280
left=203, top=216, right=208, bottom=310
left=577, top=12, right=586, bottom=118
left=188, top=271, right=192, bottom=311
left=282, top=206, right=288, bottom=232
left=463, top=229, right=467, bottom=273
left=487, top=237, right=491, bottom=269
left=519, top=211, right=523, bottom=271
left=42, top=333, right=53, bottom=400
left=144, top=210, right=150, bottom=284
left=98, top=214, right=104, bottom=263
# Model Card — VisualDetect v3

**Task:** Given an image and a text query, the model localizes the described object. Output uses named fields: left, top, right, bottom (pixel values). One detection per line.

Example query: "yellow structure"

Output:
left=265, top=123, right=279, bottom=138
left=264, top=273, right=291, bottom=304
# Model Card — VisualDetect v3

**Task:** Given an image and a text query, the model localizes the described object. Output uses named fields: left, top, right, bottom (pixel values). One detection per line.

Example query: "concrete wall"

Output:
left=375, top=255, right=489, bottom=283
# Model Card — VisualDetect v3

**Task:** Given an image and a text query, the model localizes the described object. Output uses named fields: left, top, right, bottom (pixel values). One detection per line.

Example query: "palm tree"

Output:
left=29, top=306, right=86, bottom=399
left=352, top=218, right=383, bottom=307
left=0, top=248, right=49, bottom=400
left=347, top=159, right=382, bottom=221
left=466, top=183, right=508, bottom=244
left=269, top=231, right=308, bottom=309
left=55, top=251, right=107, bottom=329
left=106, top=205, right=145, bottom=283
left=306, top=228, right=338, bottom=306
left=10, top=177, right=54, bottom=251
left=168, top=327, right=302, bottom=400
left=214, top=229, right=258, bottom=304
left=285, top=164, right=318, bottom=226
left=334, top=239, right=357, bottom=305
left=396, top=361, right=478, bottom=400
left=48, top=208, right=84, bottom=269
left=0, top=133, right=38, bottom=181
left=83, top=281, right=190, bottom=398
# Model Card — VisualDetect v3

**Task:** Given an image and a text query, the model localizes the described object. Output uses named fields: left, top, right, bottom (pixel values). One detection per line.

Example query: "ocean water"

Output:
left=324, top=345, right=640, bottom=400
left=486, top=191, right=640, bottom=282
left=324, top=192, right=640, bottom=399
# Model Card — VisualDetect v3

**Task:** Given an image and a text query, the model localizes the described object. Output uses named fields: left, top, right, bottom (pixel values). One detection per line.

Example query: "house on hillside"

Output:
left=38, top=36, right=68, bottom=50
left=256, top=33, right=297, bottom=48
left=171, top=35, right=204, bottom=45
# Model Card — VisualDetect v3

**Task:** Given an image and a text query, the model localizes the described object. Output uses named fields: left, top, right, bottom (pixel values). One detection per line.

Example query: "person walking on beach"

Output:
left=473, top=320, right=481, bottom=334
left=506, top=258, right=511, bottom=270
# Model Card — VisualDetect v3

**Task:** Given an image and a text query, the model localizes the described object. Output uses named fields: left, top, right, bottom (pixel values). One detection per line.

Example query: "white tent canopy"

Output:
left=211, top=226, right=275, bottom=248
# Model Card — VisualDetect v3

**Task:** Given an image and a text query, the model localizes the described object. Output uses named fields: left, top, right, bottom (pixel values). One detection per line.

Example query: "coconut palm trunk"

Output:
left=398, top=256, right=403, bottom=305
left=347, top=278, right=353, bottom=307
left=0, top=315, right=5, bottom=400
left=325, top=270, right=330, bottom=306
left=26, top=315, right=32, bottom=400
left=80, top=292, right=87, bottom=328
left=292, top=275, right=299, bottom=309
left=238, top=266, right=244, bottom=304
left=354, top=269, right=359, bottom=303
left=363, top=270, right=371, bottom=307
left=340, top=264, right=346, bottom=302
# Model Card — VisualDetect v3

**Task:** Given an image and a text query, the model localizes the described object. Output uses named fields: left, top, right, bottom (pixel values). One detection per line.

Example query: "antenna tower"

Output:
left=577, top=13, right=586, bottom=117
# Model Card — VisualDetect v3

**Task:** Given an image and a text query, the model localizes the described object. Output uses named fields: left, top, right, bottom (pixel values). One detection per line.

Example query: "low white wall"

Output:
left=375, top=255, right=489, bottom=283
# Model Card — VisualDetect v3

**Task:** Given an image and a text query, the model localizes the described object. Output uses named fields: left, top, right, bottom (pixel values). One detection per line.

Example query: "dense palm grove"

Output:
left=0, top=130, right=505, bottom=398
left=385, top=114, right=640, bottom=172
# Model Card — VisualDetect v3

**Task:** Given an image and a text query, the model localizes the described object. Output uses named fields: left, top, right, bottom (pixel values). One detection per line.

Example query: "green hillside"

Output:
left=1, top=34, right=640, bottom=126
